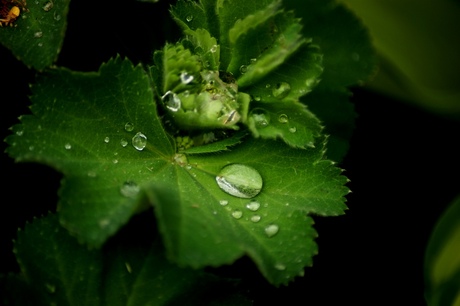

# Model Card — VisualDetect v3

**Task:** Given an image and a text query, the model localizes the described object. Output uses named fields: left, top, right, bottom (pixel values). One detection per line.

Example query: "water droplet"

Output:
left=231, top=210, right=243, bottom=219
left=120, top=138, right=128, bottom=147
left=210, top=45, right=218, bottom=53
left=305, top=78, right=318, bottom=89
left=104, top=137, right=110, bottom=143
left=274, top=263, right=286, bottom=270
left=16, top=130, right=23, bottom=136
left=250, top=108, right=270, bottom=128
left=265, top=84, right=271, bottom=89
left=124, top=122, right=134, bottom=132
left=239, top=65, right=248, bottom=74
left=53, top=12, right=61, bottom=21
left=132, top=132, right=147, bottom=151
left=264, top=224, right=279, bottom=237
left=173, top=153, right=187, bottom=165
left=180, top=71, right=194, bottom=84
left=246, top=201, right=260, bottom=211
left=42, top=1, right=53, bottom=11
left=34, top=31, right=43, bottom=38
left=272, top=82, right=291, bottom=99
left=289, top=127, right=297, bottom=133
left=216, top=164, right=263, bottom=199
left=219, top=200, right=229, bottom=206
left=38, top=42, right=43, bottom=47
left=254, top=96, right=261, bottom=101
left=113, top=159, right=119, bottom=164
left=120, top=181, right=140, bottom=198
left=64, top=143, right=71, bottom=150
left=186, top=15, right=193, bottom=22
left=161, top=91, right=181, bottom=112
left=278, top=114, right=289, bottom=123
left=250, top=215, right=261, bottom=222
left=250, top=58, right=257, bottom=63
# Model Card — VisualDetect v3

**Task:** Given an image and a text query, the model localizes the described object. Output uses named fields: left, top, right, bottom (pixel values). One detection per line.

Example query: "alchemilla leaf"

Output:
left=161, top=0, right=324, bottom=148
left=8, top=214, right=250, bottom=305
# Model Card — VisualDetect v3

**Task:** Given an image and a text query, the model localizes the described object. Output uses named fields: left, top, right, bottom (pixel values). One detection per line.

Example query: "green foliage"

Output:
left=1, top=0, right=377, bottom=302
left=0, top=0, right=70, bottom=70
left=425, top=195, right=460, bottom=306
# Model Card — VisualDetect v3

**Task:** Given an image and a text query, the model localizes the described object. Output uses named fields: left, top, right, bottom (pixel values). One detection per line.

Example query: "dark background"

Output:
left=1, top=0, right=459, bottom=305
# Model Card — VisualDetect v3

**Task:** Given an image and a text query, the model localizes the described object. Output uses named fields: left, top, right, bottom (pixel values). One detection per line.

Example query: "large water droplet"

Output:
left=246, top=201, right=260, bottom=211
left=264, top=224, right=279, bottom=237
left=272, top=82, right=291, bottom=99
left=180, top=71, right=194, bottom=84
left=132, top=132, right=147, bottom=151
left=250, top=108, right=270, bottom=128
left=120, top=181, right=140, bottom=198
left=231, top=210, right=243, bottom=219
left=161, top=91, right=181, bottom=112
left=124, top=122, right=134, bottom=132
left=216, top=164, right=263, bottom=199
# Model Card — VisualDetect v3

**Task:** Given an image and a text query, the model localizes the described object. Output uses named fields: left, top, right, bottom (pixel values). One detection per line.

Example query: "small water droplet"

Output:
left=231, top=209, right=243, bottom=219
left=53, top=12, right=61, bottom=21
left=113, top=159, right=119, bottom=164
left=120, top=181, right=140, bottom=198
left=42, top=1, right=53, bottom=11
left=250, top=215, right=261, bottom=222
left=250, top=108, right=270, bottom=128
left=246, top=201, right=260, bottom=211
left=219, top=200, right=229, bottom=206
left=272, top=82, right=291, bottom=99
left=64, top=143, right=71, bottom=150
left=16, top=130, right=23, bottom=136
left=132, top=132, right=147, bottom=151
left=265, top=84, right=271, bottom=89
left=210, top=45, right=218, bottom=53
left=278, top=114, right=289, bottom=123
left=274, top=263, right=286, bottom=270
left=161, top=91, right=181, bottom=112
left=254, top=96, right=261, bottom=101
left=124, top=122, right=134, bottom=132
left=38, top=42, right=43, bottom=47
left=120, top=138, right=128, bottom=147
left=250, top=58, right=257, bottom=63
left=186, top=15, right=193, bottom=22
left=29, top=146, right=34, bottom=151
left=305, top=78, right=318, bottom=89
left=180, top=71, right=194, bottom=84
left=34, top=31, right=43, bottom=38
left=289, top=127, right=297, bottom=133
left=87, top=171, right=97, bottom=177
left=216, top=164, right=263, bottom=199
left=264, top=224, right=279, bottom=237
left=239, top=65, right=248, bottom=74
left=104, top=137, right=110, bottom=143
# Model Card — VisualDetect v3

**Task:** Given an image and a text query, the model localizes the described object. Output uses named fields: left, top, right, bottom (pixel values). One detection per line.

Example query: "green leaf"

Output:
left=8, top=214, right=251, bottom=305
left=425, top=195, right=460, bottom=306
left=146, top=135, right=348, bottom=285
left=6, top=56, right=175, bottom=247
left=0, top=0, right=70, bottom=70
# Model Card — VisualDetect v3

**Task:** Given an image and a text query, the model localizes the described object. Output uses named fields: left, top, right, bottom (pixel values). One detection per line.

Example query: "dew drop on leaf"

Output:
left=120, top=181, right=140, bottom=198
left=104, top=137, right=110, bottom=143
left=274, top=263, right=286, bottom=270
left=250, top=108, right=270, bottom=127
left=132, top=132, right=147, bottom=151
left=124, top=122, right=134, bottom=132
left=120, top=138, right=128, bottom=147
left=246, top=201, right=260, bottom=211
left=250, top=215, right=261, bottom=222
left=278, top=114, right=289, bottom=123
left=289, top=127, right=297, bottom=133
left=161, top=91, right=181, bottom=112
left=210, top=45, right=218, bottom=53
left=264, top=224, right=279, bottom=237
left=186, top=15, right=193, bottom=22
left=239, top=65, right=248, bottom=74
left=216, top=164, right=263, bottom=199
left=272, top=82, right=291, bottom=99
left=219, top=200, right=229, bottom=206
left=34, top=32, right=43, bottom=38
left=42, top=1, right=53, bottom=11
left=180, top=71, right=194, bottom=84
left=231, top=209, right=243, bottom=219
left=64, top=143, right=71, bottom=150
